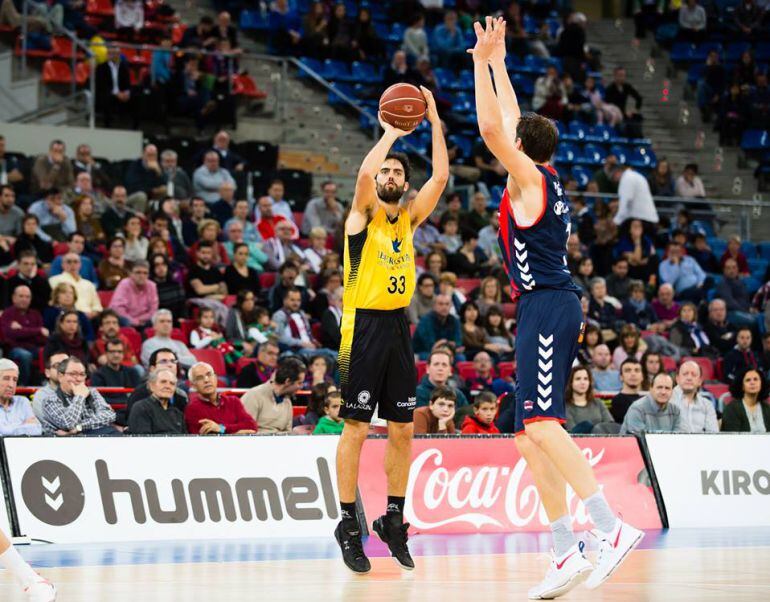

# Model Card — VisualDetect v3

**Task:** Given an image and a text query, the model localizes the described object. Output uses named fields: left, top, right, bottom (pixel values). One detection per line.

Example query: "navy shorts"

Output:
left=514, top=289, right=583, bottom=435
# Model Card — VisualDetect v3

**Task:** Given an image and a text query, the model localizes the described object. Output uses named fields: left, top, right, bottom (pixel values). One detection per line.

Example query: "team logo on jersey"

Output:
left=392, top=238, right=402, bottom=253
left=523, top=400, right=534, bottom=412
left=553, top=181, right=564, bottom=197
left=553, top=200, right=569, bottom=216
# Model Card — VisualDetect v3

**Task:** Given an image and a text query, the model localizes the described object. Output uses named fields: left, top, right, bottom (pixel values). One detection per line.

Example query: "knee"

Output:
left=342, top=420, right=369, bottom=442
left=523, top=421, right=556, bottom=447
left=388, top=422, right=414, bottom=446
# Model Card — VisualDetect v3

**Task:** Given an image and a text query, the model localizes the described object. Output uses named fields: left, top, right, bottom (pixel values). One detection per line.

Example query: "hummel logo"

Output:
left=42, top=476, right=63, bottom=511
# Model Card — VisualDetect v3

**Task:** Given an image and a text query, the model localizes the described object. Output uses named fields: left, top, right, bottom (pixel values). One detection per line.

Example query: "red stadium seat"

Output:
left=191, top=348, right=227, bottom=377
left=87, top=0, right=114, bottom=17
left=416, top=360, right=427, bottom=381
left=42, top=60, right=78, bottom=85
left=715, top=358, right=724, bottom=381
left=119, top=327, right=142, bottom=356
left=662, top=356, right=678, bottom=373
left=259, top=272, right=276, bottom=289
left=178, top=319, right=196, bottom=344
left=74, top=62, right=91, bottom=85
left=704, top=383, right=729, bottom=400
left=455, top=278, right=480, bottom=293
left=232, top=73, right=268, bottom=99
left=502, top=303, right=517, bottom=319
left=498, top=361, right=515, bottom=380
left=311, top=322, right=323, bottom=341
left=681, top=356, right=714, bottom=381
left=144, top=327, right=186, bottom=343
left=97, top=290, right=114, bottom=308
left=53, top=242, right=69, bottom=257
left=456, top=361, right=476, bottom=381
left=235, top=357, right=257, bottom=375
left=292, top=211, right=304, bottom=231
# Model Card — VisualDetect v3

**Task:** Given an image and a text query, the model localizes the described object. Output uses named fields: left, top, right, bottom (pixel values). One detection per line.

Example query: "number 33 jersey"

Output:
left=343, top=207, right=416, bottom=310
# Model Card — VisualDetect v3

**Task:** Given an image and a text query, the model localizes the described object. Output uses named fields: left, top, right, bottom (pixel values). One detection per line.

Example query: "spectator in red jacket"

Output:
left=184, top=361, right=257, bottom=434
left=0, top=285, right=48, bottom=386
left=461, top=391, right=500, bottom=435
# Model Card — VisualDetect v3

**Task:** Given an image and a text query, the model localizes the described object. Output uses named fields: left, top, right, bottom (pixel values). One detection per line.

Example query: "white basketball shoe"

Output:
left=24, top=579, right=56, bottom=601
left=585, top=519, right=644, bottom=589
left=528, top=542, right=593, bottom=600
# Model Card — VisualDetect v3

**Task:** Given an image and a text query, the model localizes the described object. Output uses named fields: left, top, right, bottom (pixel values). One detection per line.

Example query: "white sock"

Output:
left=584, top=490, right=618, bottom=534
left=0, top=545, right=39, bottom=588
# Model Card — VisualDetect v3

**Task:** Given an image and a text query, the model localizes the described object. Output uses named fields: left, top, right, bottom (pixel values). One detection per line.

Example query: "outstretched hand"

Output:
left=468, top=16, right=506, bottom=63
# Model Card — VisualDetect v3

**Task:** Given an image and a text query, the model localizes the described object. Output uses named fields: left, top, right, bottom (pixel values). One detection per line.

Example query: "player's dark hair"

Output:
left=515, top=112, right=558, bottom=163
left=473, top=391, right=497, bottom=409
left=430, top=385, right=456, bottom=404
left=384, top=152, right=411, bottom=182
left=274, top=357, right=306, bottom=385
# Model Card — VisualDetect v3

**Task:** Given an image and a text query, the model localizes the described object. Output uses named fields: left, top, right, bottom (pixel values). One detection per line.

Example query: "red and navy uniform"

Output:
left=498, top=165, right=583, bottom=434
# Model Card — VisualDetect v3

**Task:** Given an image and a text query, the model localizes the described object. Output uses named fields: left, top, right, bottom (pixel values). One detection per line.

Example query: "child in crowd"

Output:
left=461, top=391, right=500, bottom=434
left=313, top=390, right=344, bottom=434
left=247, top=307, right=279, bottom=344
left=305, top=354, right=335, bottom=387
left=413, top=386, right=457, bottom=434
left=190, top=307, right=242, bottom=366
left=439, top=216, right=462, bottom=253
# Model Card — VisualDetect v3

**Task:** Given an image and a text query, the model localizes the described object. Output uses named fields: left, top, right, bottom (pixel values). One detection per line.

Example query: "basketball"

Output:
left=379, top=83, right=427, bottom=131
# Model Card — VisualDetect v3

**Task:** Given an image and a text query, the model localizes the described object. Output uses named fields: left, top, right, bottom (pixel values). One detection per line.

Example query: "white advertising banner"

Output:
left=0, top=470, right=11, bottom=536
left=646, top=434, right=770, bottom=528
left=4, top=436, right=341, bottom=544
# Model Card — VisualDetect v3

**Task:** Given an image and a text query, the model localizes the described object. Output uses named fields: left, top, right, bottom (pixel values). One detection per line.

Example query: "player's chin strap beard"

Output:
left=377, top=184, right=403, bottom=205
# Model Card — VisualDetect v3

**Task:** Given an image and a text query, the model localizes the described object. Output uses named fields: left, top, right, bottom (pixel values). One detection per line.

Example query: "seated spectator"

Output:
left=124, top=348, right=187, bottom=422
left=149, top=254, right=186, bottom=318
left=641, top=350, right=665, bottom=390
left=622, top=280, right=658, bottom=330
left=703, top=298, right=737, bottom=355
left=466, top=192, right=494, bottom=236
left=460, top=391, right=501, bottom=435
left=125, top=145, right=166, bottom=213
left=651, top=284, right=680, bottom=330
left=474, top=276, right=504, bottom=318
left=320, top=285, right=343, bottom=351
left=264, top=219, right=308, bottom=272
left=240, top=357, right=306, bottom=434
left=613, top=324, right=647, bottom=368
left=91, top=309, right=141, bottom=371
left=658, top=241, right=707, bottom=303
left=184, top=362, right=257, bottom=435
left=121, top=214, right=149, bottom=263
left=298, top=382, right=332, bottom=428
left=267, top=261, right=311, bottom=313
left=716, top=258, right=755, bottom=327
left=98, top=237, right=130, bottom=290
left=224, top=199, right=261, bottom=244
left=28, top=188, right=76, bottom=244
left=647, top=159, right=675, bottom=197
left=7, top=250, right=51, bottom=313
left=39, top=357, right=120, bottom=436
left=223, top=290, right=262, bottom=353
left=573, top=257, right=595, bottom=293
left=141, top=310, right=196, bottom=369
left=754, top=279, right=770, bottom=335
left=207, top=180, right=236, bottom=227
left=127, top=368, right=186, bottom=435
left=193, top=151, right=236, bottom=207
left=304, top=354, right=334, bottom=389
left=421, top=250, right=447, bottom=281
left=309, top=269, right=343, bottom=321
left=303, top=228, right=331, bottom=276
left=720, top=236, right=751, bottom=276
left=678, top=0, right=707, bottom=43
left=448, top=229, right=490, bottom=278
left=31, top=352, right=68, bottom=419
left=438, top=216, right=462, bottom=255
left=533, top=66, right=568, bottom=120
left=477, top=212, right=501, bottom=264
left=606, top=258, right=632, bottom=302
left=91, top=338, right=141, bottom=404
left=414, top=385, right=457, bottom=435
left=413, top=217, right=443, bottom=257
left=303, top=181, right=344, bottom=236
left=460, top=301, right=496, bottom=359
left=408, top=274, right=437, bottom=326
left=13, top=214, right=53, bottom=264
left=431, top=9, right=465, bottom=68
left=0, top=359, right=42, bottom=436
left=620, top=372, right=685, bottom=434
left=604, top=67, right=644, bottom=137
left=674, top=163, right=706, bottom=199
left=734, top=0, right=764, bottom=42
left=688, top=234, right=719, bottom=274
left=190, top=307, right=241, bottom=368
left=669, top=302, right=716, bottom=357
left=160, top=149, right=193, bottom=201
left=189, top=219, right=229, bottom=267
left=588, top=277, right=620, bottom=341
left=609, top=358, right=646, bottom=423
left=261, top=179, right=294, bottom=222
left=101, top=185, right=135, bottom=239
left=0, top=285, right=47, bottom=386
left=464, top=351, right=511, bottom=396
left=188, top=240, right=228, bottom=304
left=109, top=260, right=158, bottom=329
left=591, top=344, right=622, bottom=392
left=272, top=287, right=336, bottom=363
left=670, top=361, right=718, bottom=433
left=724, top=327, right=763, bottom=384
left=236, top=341, right=279, bottom=389
left=402, top=13, right=428, bottom=62
left=721, top=368, right=770, bottom=432
left=48, top=231, right=98, bottom=284
left=565, top=366, right=616, bottom=434
left=413, top=294, right=463, bottom=360
left=416, top=349, right=469, bottom=408
left=30, top=140, right=74, bottom=196
left=43, top=311, right=89, bottom=364
left=43, top=282, right=94, bottom=341
left=482, top=306, right=515, bottom=361
left=313, top=389, right=345, bottom=435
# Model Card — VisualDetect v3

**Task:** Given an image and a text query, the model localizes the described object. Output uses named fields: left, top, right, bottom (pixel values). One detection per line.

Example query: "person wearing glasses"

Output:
left=38, top=356, right=121, bottom=436
left=91, top=338, right=141, bottom=405
left=123, top=348, right=188, bottom=425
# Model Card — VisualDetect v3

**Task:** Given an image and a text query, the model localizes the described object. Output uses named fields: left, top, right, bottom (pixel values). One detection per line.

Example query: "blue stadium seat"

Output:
left=520, top=55, right=547, bottom=76
left=351, top=62, right=382, bottom=84
left=585, top=125, right=615, bottom=144
left=554, top=143, right=578, bottom=165
left=454, top=69, right=474, bottom=92
left=609, top=145, right=628, bottom=164
left=694, top=42, right=723, bottom=62
left=574, top=143, right=607, bottom=167
left=670, top=43, right=698, bottom=64
left=571, top=165, right=591, bottom=188
left=505, top=54, right=522, bottom=71
left=297, top=57, right=323, bottom=78
left=433, top=67, right=457, bottom=90
left=743, top=276, right=762, bottom=296
left=451, top=91, right=474, bottom=113
left=692, top=219, right=716, bottom=238
left=386, top=23, right=405, bottom=43
left=687, top=64, right=705, bottom=87
left=568, top=122, right=589, bottom=141
left=741, top=130, right=770, bottom=152
left=748, top=258, right=768, bottom=278
left=708, top=237, right=727, bottom=258
left=321, top=59, right=352, bottom=82
left=448, top=134, right=472, bottom=159
left=725, top=42, right=751, bottom=62
left=758, top=242, right=770, bottom=260
left=373, top=21, right=389, bottom=38
left=510, top=73, right=534, bottom=96
left=627, top=146, right=657, bottom=169
left=327, top=83, right=354, bottom=106
left=740, top=241, right=757, bottom=258
left=239, top=9, right=269, bottom=31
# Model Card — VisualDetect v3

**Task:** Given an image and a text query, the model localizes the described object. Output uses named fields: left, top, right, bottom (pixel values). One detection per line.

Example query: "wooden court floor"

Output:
left=1, top=530, right=769, bottom=601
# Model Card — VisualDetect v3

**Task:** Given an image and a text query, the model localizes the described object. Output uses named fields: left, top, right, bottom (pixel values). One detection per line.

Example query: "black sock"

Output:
left=340, top=501, right=358, bottom=530
left=386, top=496, right=405, bottom=522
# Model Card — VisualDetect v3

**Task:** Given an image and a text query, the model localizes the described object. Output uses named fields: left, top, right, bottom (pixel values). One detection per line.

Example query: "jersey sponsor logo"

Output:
left=376, top=249, right=412, bottom=267
left=396, top=396, right=417, bottom=408
left=348, top=390, right=372, bottom=411
left=553, top=200, right=569, bottom=216
left=392, top=237, right=402, bottom=253
left=553, top=181, right=564, bottom=197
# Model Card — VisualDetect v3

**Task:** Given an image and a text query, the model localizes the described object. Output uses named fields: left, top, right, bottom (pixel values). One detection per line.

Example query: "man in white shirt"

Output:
left=669, top=360, right=718, bottom=433
left=674, top=163, right=706, bottom=198
left=613, top=165, right=659, bottom=228
left=48, top=253, right=103, bottom=319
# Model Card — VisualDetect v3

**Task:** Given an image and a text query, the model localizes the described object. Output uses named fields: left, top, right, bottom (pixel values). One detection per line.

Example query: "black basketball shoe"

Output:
left=334, top=521, right=371, bottom=574
left=372, top=515, right=415, bottom=570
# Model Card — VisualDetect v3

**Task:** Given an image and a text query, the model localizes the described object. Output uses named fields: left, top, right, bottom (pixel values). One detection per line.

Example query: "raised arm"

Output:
left=409, top=86, right=449, bottom=227
left=486, top=20, right=521, bottom=140
left=472, top=17, right=540, bottom=190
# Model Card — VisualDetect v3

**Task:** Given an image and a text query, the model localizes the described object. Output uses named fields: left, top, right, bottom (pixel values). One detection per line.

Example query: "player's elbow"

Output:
left=479, top=122, right=505, bottom=143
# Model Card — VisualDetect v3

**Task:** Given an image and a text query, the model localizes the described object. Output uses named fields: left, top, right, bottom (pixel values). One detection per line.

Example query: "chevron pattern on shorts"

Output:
left=537, top=333, right=553, bottom=411
left=514, top=237, right=536, bottom=291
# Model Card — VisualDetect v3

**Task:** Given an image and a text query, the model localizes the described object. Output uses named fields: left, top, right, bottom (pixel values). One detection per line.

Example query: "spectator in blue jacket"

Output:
left=413, top=294, right=463, bottom=360
left=431, top=10, right=466, bottom=69
left=622, top=280, right=659, bottom=330
left=658, top=240, right=707, bottom=302
left=716, top=257, right=756, bottom=328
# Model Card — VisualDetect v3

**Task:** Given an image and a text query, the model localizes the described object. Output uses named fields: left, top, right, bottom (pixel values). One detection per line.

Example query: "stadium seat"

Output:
left=571, top=165, right=591, bottom=188
left=171, top=23, right=187, bottom=45
left=416, top=360, right=427, bottom=382
left=144, top=327, right=186, bottom=343
left=321, top=59, right=352, bottom=82
left=609, top=145, right=628, bottom=164
left=456, top=361, right=476, bottom=381
left=670, top=42, right=698, bottom=64
left=554, top=143, right=578, bottom=165
left=686, top=64, right=705, bottom=87
left=662, top=356, right=678, bottom=372
left=297, top=56, right=323, bottom=78
left=41, top=60, right=73, bottom=85
left=120, top=327, right=142, bottom=356
left=627, top=146, right=657, bottom=169
left=502, top=303, right=516, bottom=319
left=97, top=290, right=114, bottom=307
left=86, top=0, right=114, bottom=16
left=740, top=240, right=757, bottom=258
left=756, top=42, right=770, bottom=62
left=703, top=383, right=729, bottom=400
left=191, top=348, right=227, bottom=377
left=232, top=74, right=268, bottom=99
left=239, top=9, right=269, bottom=31
left=351, top=61, right=382, bottom=84
left=498, top=362, right=515, bottom=380
left=574, top=143, right=606, bottom=167
left=455, top=278, right=480, bottom=293
left=743, top=276, right=762, bottom=295
left=448, top=135, right=472, bottom=160
left=235, top=357, right=257, bottom=375
left=741, top=130, right=770, bottom=152
left=584, top=125, right=615, bottom=144
left=758, top=242, right=770, bottom=261
left=725, top=42, right=751, bottom=62
left=509, top=73, right=534, bottom=96
left=681, top=356, right=714, bottom=381
left=259, top=272, right=276, bottom=289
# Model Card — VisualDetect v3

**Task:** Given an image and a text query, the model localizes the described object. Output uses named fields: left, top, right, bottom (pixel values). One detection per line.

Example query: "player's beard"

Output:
left=377, top=181, right=405, bottom=204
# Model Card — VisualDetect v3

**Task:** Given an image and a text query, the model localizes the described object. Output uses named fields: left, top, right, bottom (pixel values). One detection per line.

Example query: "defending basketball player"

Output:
left=334, top=86, right=448, bottom=573
left=471, top=17, right=643, bottom=599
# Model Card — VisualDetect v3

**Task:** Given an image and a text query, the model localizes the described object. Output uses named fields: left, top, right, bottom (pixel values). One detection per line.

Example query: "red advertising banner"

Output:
left=358, top=436, right=661, bottom=534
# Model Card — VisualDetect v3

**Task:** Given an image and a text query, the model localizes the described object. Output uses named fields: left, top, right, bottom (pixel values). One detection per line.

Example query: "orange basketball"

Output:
left=379, top=83, right=427, bottom=131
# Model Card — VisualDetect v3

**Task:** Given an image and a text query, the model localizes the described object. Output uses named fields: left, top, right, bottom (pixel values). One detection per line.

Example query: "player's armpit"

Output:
left=409, top=177, right=448, bottom=228
left=352, top=174, right=378, bottom=214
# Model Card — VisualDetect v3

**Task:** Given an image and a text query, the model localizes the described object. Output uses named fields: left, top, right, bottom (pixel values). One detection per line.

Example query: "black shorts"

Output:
left=338, top=308, right=417, bottom=423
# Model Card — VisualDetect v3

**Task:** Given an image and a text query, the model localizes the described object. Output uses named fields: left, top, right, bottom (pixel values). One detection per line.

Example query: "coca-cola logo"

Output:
left=405, top=447, right=604, bottom=530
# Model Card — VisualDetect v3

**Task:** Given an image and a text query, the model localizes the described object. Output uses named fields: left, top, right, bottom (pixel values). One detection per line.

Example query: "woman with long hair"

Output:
left=224, top=242, right=261, bottom=298
left=612, top=323, right=648, bottom=367
left=573, top=256, right=595, bottom=293
left=98, top=236, right=130, bottom=290
left=483, top=305, right=515, bottom=361
left=647, top=158, right=675, bottom=197
left=475, top=275, right=503, bottom=317
left=123, top=214, right=149, bottom=263
left=13, top=214, right=53, bottom=264
left=43, top=282, right=94, bottom=341
left=722, top=368, right=770, bottom=432
left=224, top=289, right=263, bottom=358
left=43, top=310, right=89, bottom=362
left=565, top=366, right=615, bottom=433
left=149, top=253, right=186, bottom=319
left=614, top=219, right=658, bottom=284
left=577, top=323, right=603, bottom=366
left=641, top=350, right=665, bottom=390
left=73, top=195, right=105, bottom=243
left=459, top=300, right=493, bottom=360
left=669, top=302, right=715, bottom=357
left=423, top=250, right=447, bottom=280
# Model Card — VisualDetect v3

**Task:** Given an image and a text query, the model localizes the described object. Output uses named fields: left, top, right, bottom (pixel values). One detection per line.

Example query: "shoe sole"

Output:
left=334, top=529, right=371, bottom=575
left=529, top=566, right=591, bottom=600
left=585, top=530, right=644, bottom=590
left=371, top=522, right=415, bottom=571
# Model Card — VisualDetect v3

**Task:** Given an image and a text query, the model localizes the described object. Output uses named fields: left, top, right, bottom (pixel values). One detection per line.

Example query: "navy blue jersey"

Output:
left=498, top=164, right=582, bottom=299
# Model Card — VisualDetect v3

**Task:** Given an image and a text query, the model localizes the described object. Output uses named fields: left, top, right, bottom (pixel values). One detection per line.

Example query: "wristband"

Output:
left=219, top=424, right=226, bottom=434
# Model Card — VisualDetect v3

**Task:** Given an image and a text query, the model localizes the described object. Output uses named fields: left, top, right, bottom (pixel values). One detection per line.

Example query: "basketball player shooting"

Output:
left=471, top=17, right=643, bottom=599
left=334, top=86, right=448, bottom=574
